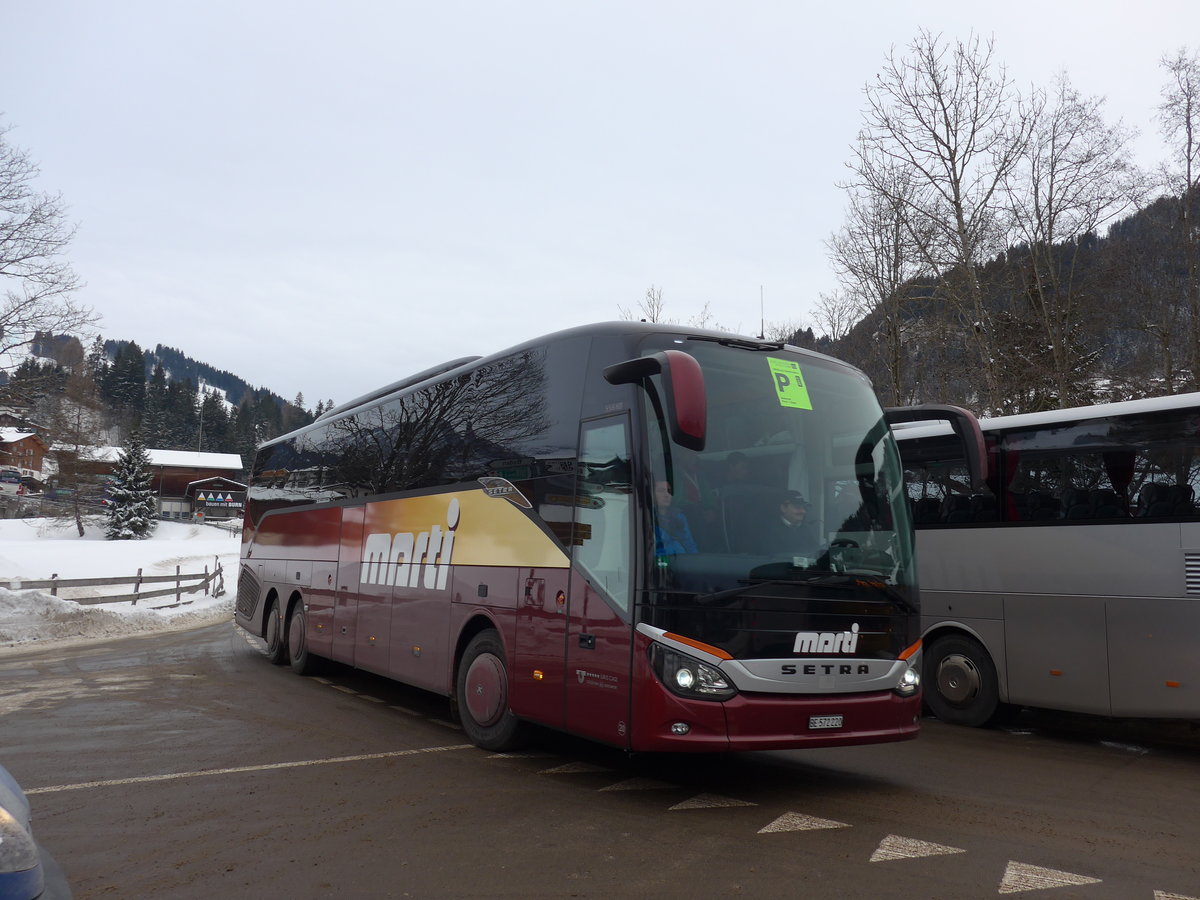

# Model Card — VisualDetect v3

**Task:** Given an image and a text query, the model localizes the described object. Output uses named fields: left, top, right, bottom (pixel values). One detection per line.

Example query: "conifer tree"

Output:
left=142, top=363, right=169, bottom=447
left=105, top=431, right=157, bottom=540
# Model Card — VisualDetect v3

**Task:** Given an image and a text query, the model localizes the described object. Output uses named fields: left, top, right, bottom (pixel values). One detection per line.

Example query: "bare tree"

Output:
left=618, top=284, right=672, bottom=323
left=830, top=156, right=931, bottom=405
left=1003, top=73, right=1146, bottom=407
left=1158, top=48, right=1200, bottom=383
left=45, top=371, right=109, bottom=536
left=686, top=300, right=733, bottom=332
left=761, top=319, right=809, bottom=344
left=852, top=30, right=1034, bottom=410
left=0, top=120, right=98, bottom=368
left=1100, top=211, right=1189, bottom=397
left=812, top=290, right=865, bottom=343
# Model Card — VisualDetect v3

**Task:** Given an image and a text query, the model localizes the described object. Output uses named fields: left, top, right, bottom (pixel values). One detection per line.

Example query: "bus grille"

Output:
left=236, top=566, right=261, bottom=617
left=1186, top=554, right=1200, bottom=596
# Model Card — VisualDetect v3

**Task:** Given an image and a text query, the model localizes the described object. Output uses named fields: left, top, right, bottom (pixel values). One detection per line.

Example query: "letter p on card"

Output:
left=767, top=357, right=813, bottom=410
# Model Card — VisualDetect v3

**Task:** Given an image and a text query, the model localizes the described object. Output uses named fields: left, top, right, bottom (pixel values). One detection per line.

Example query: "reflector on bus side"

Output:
left=663, top=631, right=734, bottom=661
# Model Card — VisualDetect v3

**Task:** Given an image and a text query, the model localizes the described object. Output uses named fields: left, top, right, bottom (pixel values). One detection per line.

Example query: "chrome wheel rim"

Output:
left=937, top=652, right=981, bottom=706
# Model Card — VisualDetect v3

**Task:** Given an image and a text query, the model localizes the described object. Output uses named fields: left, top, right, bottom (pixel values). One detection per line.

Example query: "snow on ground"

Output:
left=0, top=517, right=240, bottom=650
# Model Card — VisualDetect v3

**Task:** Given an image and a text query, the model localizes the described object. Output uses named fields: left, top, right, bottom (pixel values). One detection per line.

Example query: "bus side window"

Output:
left=574, top=418, right=633, bottom=614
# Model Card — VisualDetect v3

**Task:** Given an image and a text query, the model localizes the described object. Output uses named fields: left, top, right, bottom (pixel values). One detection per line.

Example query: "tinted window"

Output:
left=901, top=407, right=1200, bottom=524
left=573, top=417, right=633, bottom=614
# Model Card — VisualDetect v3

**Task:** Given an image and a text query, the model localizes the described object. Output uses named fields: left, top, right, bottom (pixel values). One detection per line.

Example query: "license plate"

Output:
left=808, top=715, right=844, bottom=730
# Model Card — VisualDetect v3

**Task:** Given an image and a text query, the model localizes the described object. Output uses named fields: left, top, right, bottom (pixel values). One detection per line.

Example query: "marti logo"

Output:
left=361, top=499, right=460, bottom=590
left=793, top=623, right=860, bottom=654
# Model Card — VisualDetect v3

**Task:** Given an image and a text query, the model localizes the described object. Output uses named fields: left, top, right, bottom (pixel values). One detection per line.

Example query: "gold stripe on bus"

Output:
left=364, top=490, right=569, bottom=569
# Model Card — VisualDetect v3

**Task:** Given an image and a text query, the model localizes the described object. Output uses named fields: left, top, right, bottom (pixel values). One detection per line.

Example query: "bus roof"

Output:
left=893, top=390, right=1200, bottom=442
left=257, top=320, right=864, bottom=451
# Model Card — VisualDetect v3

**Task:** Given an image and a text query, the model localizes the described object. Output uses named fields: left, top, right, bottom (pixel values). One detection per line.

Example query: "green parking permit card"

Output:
left=767, top=358, right=813, bottom=409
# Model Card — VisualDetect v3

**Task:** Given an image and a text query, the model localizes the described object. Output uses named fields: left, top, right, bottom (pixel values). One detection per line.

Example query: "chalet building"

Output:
left=0, top=411, right=37, bottom=430
left=0, top=429, right=50, bottom=478
left=186, top=475, right=248, bottom=521
left=79, top=447, right=245, bottom=519
left=0, top=400, right=39, bottom=432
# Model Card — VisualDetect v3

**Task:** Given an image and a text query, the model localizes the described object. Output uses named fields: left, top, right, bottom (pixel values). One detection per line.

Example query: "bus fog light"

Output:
left=894, top=666, right=920, bottom=697
left=671, top=722, right=691, bottom=735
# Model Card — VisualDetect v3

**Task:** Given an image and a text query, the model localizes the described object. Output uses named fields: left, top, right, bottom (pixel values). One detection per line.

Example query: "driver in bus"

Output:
left=766, top=490, right=820, bottom=557
left=653, top=479, right=698, bottom=556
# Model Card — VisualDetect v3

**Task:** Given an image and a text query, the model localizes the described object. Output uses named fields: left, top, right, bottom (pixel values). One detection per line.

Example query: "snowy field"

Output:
left=0, top=517, right=240, bottom=650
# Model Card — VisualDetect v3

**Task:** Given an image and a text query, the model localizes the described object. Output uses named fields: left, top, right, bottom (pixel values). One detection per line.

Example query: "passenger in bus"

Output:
left=766, top=490, right=820, bottom=557
left=654, top=479, right=698, bottom=555
left=720, top=452, right=753, bottom=488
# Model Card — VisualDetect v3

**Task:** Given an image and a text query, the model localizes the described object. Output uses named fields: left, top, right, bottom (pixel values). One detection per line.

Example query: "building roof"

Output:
left=85, top=447, right=244, bottom=469
left=186, top=475, right=248, bottom=490
left=0, top=429, right=45, bottom=445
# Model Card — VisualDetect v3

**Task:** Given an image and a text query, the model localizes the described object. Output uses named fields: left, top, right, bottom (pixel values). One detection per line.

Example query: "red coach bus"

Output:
left=235, top=322, right=982, bottom=752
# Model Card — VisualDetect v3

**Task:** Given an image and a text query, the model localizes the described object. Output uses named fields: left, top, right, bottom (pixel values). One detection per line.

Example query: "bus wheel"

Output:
left=287, top=604, right=317, bottom=675
left=456, top=630, right=526, bottom=752
left=925, top=635, right=999, bottom=727
left=265, top=599, right=288, bottom=666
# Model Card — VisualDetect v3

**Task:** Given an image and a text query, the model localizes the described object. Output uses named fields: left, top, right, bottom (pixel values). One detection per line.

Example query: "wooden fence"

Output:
left=8, top=556, right=226, bottom=608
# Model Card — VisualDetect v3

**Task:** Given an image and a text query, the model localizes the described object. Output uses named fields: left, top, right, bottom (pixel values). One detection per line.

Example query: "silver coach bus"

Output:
left=896, top=392, right=1200, bottom=726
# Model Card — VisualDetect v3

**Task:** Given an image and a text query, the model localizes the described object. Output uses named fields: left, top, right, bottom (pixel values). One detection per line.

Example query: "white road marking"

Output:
left=758, top=811, right=849, bottom=833
left=25, top=745, right=473, bottom=795
left=1155, top=892, right=1200, bottom=900
left=600, top=777, right=676, bottom=791
left=1100, top=740, right=1149, bottom=755
left=998, top=861, right=1101, bottom=894
left=487, top=752, right=556, bottom=759
left=539, top=762, right=614, bottom=775
left=670, top=793, right=756, bottom=811
left=869, top=834, right=965, bottom=862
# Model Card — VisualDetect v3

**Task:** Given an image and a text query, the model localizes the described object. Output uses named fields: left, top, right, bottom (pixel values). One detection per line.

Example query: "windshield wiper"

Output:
left=804, top=571, right=918, bottom=614
left=692, top=572, right=916, bottom=614
left=685, top=335, right=787, bottom=351
left=693, top=580, right=798, bottom=604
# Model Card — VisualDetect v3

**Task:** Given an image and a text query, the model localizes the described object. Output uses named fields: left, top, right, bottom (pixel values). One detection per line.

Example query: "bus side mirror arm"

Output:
left=884, top=404, right=988, bottom=490
left=603, top=350, right=707, bottom=451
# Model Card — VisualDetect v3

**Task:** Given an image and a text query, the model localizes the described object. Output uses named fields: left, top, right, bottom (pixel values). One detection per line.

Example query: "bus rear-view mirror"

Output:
left=603, top=350, right=707, bottom=451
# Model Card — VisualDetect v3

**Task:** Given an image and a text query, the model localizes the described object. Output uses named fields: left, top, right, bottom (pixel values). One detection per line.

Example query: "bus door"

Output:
left=564, top=416, right=636, bottom=748
left=332, top=506, right=365, bottom=666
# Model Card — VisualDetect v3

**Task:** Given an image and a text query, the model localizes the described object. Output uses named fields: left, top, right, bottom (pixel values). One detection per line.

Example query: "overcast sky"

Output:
left=2, top=1, right=1196, bottom=407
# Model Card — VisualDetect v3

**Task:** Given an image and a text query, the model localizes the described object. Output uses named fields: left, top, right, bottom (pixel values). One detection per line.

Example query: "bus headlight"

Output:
left=649, top=644, right=737, bottom=701
left=894, top=665, right=920, bottom=697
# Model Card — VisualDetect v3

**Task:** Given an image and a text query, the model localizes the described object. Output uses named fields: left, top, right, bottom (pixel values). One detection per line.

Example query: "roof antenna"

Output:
left=758, top=285, right=765, bottom=340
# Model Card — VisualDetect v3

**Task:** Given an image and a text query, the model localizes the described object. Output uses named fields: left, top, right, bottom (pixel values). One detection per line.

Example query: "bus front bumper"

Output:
left=631, top=686, right=922, bottom=753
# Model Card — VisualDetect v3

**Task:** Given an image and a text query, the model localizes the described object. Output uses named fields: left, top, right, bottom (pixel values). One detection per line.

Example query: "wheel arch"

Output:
left=258, top=587, right=281, bottom=639
left=453, top=613, right=504, bottom=674
left=449, top=613, right=504, bottom=717
left=283, top=588, right=304, bottom=623
left=922, top=620, right=1009, bottom=702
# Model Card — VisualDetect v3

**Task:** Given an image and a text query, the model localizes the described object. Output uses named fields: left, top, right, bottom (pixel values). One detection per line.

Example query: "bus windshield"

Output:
left=642, top=338, right=913, bottom=599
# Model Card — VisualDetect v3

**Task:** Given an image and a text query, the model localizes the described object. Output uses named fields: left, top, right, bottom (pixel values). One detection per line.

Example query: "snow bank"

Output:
left=0, top=517, right=241, bottom=650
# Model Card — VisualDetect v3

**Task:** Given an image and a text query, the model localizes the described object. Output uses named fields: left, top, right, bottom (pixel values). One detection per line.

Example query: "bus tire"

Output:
left=287, top=603, right=317, bottom=675
left=924, top=634, right=1000, bottom=727
left=456, top=630, right=526, bottom=752
left=265, top=598, right=288, bottom=665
